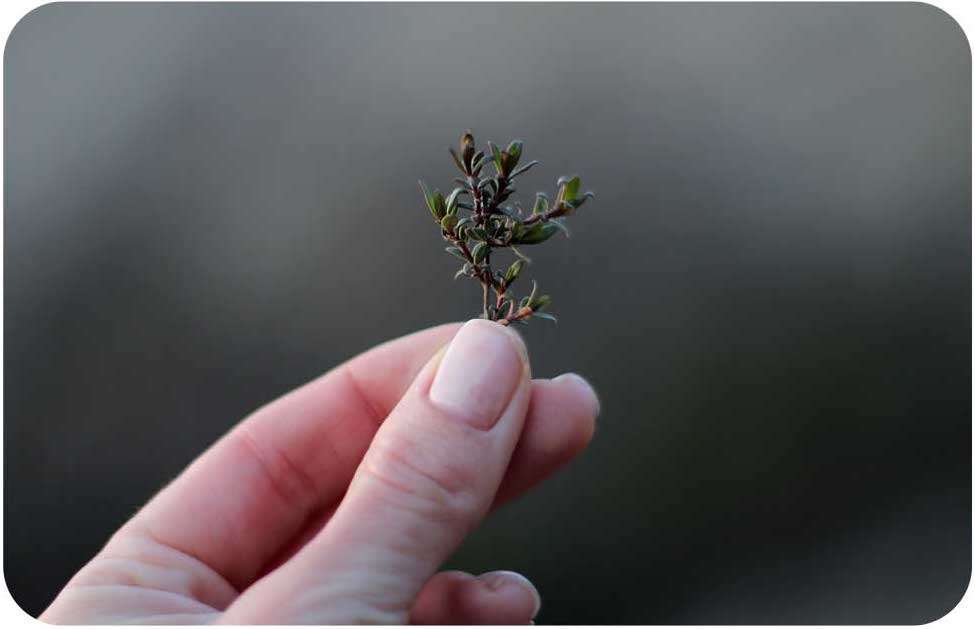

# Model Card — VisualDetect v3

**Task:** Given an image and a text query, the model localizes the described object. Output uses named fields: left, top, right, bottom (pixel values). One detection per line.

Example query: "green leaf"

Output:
left=459, top=131, right=477, bottom=171
left=448, top=148, right=466, bottom=174
left=498, top=153, right=512, bottom=177
left=432, top=190, right=446, bottom=217
left=487, top=216, right=506, bottom=234
left=454, top=264, right=470, bottom=279
left=550, top=218, right=570, bottom=237
left=531, top=311, right=558, bottom=323
left=506, top=140, right=523, bottom=168
left=558, top=175, right=581, bottom=203
left=488, top=141, right=503, bottom=171
left=419, top=181, right=442, bottom=220
left=564, top=191, right=594, bottom=212
left=445, top=187, right=464, bottom=215
left=460, top=130, right=476, bottom=162
left=440, top=214, right=458, bottom=232
left=530, top=294, right=552, bottom=311
left=513, top=222, right=559, bottom=245
left=509, top=160, right=539, bottom=180
left=445, top=246, right=467, bottom=262
left=471, top=241, right=489, bottom=264
left=504, top=259, right=524, bottom=284
left=531, top=192, right=549, bottom=215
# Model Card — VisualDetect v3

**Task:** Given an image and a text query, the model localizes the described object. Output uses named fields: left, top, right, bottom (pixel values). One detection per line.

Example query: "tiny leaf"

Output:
left=558, top=175, right=581, bottom=203
left=504, top=259, right=524, bottom=284
left=471, top=241, right=489, bottom=264
left=509, top=159, right=539, bottom=180
left=527, top=280, right=539, bottom=304
left=448, top=148, right=466, bottom=174
left=530, top=294, right=552, bottom=311
left=488, top=141, right=503, bottom=171
left=445, top=187, right=464, bottom=215
left=531, top=192, right=549, bottom=215
left=440, top=214, right=458, bottom=232
left=419, top=180, right=443, bottom=220
left=513, top=222, right=559, bottom=245
left=550, top=218, right=570, bottom=237
left=432, top=190, right=447, bottom=217
left=424, top=130, right=595, bottom=327
left=460, top=130, right=476, bottom=165
left=506, top=140, right=523, bottom=168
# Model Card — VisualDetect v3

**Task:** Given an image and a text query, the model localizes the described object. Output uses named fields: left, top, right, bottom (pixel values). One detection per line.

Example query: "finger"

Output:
left=410, top=570, right=541, bottom=625
left=113, top=323, right=462, bottom=589
left=221, top=319, right=533, bottom=623
left=256, top=373, right=599, bottom=577
left=495, top=373, right=599, bottom=505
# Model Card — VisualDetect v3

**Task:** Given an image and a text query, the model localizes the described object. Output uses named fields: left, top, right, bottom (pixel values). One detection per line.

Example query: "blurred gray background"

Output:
left=4, top=2, right=971, bottom=623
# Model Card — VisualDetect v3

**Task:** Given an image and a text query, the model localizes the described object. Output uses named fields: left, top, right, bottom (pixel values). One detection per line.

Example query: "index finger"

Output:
left=112, top=323, right=462, bottom=590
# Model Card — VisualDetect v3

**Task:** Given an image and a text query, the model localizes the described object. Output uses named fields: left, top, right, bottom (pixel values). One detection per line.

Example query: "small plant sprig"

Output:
left=420, top=130, right=593, bottom=325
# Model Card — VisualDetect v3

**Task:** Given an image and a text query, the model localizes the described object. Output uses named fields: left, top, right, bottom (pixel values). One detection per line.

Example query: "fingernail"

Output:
left=429, top=319, right=527, bottom=429
left=479, top=570, right=542, bottom=620
left=553, top=372, right=601, bottom=417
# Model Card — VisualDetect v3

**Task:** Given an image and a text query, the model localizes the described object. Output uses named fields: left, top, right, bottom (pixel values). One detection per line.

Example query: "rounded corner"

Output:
left=915, top=560, right=973, bottom=625
left=909, top=2, right=973, bottom=62
left=0, top=566, right=46, bottom=624
left=3, top=2, right=68, bottom=70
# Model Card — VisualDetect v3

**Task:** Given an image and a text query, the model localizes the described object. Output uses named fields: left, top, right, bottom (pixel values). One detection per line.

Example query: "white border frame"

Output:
left=0, top=2, right=970, bottom=628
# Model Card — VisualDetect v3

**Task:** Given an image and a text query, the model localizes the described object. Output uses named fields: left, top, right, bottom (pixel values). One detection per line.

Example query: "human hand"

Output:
left=40, top=320, right=599, bottom=624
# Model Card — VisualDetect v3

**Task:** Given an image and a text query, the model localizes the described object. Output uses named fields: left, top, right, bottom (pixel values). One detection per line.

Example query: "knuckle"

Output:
left=360, top=434, right=484, bottom=526
left=231, top=427, right=319, bottom=508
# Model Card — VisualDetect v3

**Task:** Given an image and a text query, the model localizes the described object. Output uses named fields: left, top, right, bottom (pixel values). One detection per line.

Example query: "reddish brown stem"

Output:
left=520, top=206, right=562, bottom=226
left=497, top=306, right=533, bottom=326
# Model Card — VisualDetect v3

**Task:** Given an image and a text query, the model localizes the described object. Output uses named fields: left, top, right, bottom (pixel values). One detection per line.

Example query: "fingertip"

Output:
left=410, top=569, right=540, bottom=625
left=478, top=570, right=542, bottom=620
left=552, top=372, right=600, bottom=420
left=529, top=374, right=599, bottom=457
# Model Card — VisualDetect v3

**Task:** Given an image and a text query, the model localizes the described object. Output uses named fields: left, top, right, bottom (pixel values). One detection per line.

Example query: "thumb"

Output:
left=221, top=319, right=532, bottom=624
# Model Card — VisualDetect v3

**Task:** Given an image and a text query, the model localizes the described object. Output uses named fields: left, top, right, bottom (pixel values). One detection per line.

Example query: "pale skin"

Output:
left=40, top=320, right=599, bottom=624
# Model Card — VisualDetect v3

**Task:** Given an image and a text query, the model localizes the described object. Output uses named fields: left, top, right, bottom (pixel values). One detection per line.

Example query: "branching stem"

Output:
left=422, top=130, right=593, bottom=326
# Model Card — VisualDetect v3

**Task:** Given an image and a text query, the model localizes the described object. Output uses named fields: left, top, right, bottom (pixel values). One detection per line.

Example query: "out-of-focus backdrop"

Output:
left=4, top=3, right=970, bottom=623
